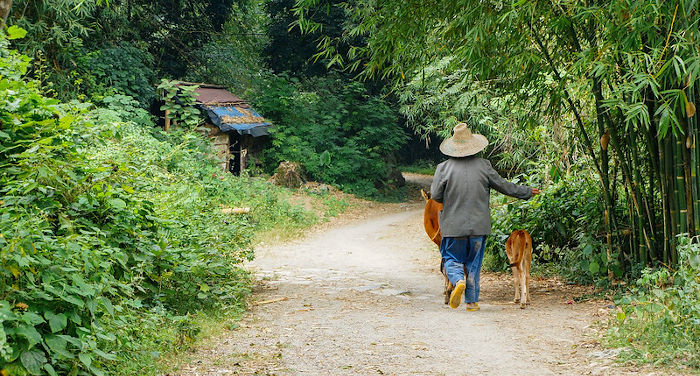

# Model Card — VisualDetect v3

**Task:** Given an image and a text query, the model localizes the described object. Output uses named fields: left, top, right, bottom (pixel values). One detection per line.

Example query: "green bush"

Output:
left=0, top=33, right=312, bottom=375
left=77, top=42, right=157, bottom=107
left=252, top=74, right=408, bottom=196
left=486, top=164, right=611, bottom=282
left=606, top=236, right=700, bottom=369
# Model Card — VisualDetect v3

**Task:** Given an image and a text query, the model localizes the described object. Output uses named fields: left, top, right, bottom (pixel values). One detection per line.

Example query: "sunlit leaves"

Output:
left=6, top=26, right=27, bottom=40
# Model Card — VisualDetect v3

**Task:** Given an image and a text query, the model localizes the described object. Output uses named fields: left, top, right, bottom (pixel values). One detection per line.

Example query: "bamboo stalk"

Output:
left=676, top=137, right=687, bottom=235
left=690, top=83, right=700, bottom=234
left=658, top=131, right=668, bottom=263
left=608, top=116, right=654, bottom=260
left=666, top=135, right=678, bottom=264
left=646, top=101, right=663, bottom=263
left=660, top=134, right=671, bottom=264
left=681, top=115, right=695, bottom=237
left=624, top=182, right=638, bottom=263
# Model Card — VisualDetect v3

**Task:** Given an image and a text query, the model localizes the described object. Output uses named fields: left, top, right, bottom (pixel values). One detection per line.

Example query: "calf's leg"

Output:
left=525, top=253, right=532, bottom=305
left=512, top=266, right=520, bottom=303
left=519, top=262, right=527, bottom=308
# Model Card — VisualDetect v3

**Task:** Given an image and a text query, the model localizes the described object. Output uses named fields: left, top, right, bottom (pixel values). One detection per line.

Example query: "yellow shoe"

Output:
left=449, top=280, right=466, bottom=309
left=466, top=302, right=480, bottom=311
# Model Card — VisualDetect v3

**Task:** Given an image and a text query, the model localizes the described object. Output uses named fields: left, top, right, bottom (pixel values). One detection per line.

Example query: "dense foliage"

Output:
left=294, top=0, right=700, bottom=366
left=253, top=75, right=407, bottom=195
left=0, top=36, right=312, bottom=375
left=297, top=0, right=700, bottom=272
left=6, top=0, right=255, bottom=104
left=486, top=165, right=612, bottom=282
left=1, top=0, right=698, bottom=371
left=3, top=0, right=406, bottom=194
left=607, top=236, right=700, bottom=368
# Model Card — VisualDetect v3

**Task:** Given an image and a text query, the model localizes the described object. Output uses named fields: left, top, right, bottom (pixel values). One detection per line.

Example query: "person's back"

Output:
left=430, top=123, right=538, bottom=311
left=432, top=156, right=531, bottom=237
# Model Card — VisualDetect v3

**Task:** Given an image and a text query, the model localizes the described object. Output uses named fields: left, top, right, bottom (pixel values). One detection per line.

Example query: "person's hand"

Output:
left=531, top=188, right=541, bottom=195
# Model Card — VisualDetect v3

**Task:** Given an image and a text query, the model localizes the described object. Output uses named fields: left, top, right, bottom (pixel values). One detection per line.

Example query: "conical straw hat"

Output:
left=439, top=123, right=489, bottom=157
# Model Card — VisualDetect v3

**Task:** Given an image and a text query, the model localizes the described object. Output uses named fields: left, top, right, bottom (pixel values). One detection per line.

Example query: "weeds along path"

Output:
left=174, top=184, right=631, bottom=376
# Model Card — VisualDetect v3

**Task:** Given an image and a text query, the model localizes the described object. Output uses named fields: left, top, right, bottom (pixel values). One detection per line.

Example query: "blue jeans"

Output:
left=440, top=236, right=487, bottom=303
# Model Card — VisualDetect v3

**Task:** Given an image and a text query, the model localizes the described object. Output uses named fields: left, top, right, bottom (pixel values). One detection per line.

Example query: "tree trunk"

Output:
left=0, top=0, right=11, bottom=25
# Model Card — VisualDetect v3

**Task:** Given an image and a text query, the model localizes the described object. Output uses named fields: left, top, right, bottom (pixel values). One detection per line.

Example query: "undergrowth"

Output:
left=0, top=32, right=313, bottom=376
left=605, top=236, right=700, bottom=370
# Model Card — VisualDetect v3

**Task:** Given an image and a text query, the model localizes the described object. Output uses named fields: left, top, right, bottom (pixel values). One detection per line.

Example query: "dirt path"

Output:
left=173, top=176, right=634, bottom=376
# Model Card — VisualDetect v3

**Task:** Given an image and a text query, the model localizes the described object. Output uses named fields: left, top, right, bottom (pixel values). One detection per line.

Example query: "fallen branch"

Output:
left=221, top=207, right=250, bottom=214
left=254, top=297, right=288, bottom=305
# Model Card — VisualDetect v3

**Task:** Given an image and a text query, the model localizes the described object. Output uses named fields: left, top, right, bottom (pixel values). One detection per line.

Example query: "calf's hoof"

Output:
left=519, top=302, right=526, bottom=309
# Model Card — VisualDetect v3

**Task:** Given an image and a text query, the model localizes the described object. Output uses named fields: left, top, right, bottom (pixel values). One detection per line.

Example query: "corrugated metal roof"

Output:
left=202, top=105, right=271, bottom=137
left=194, top=87, right=245, bottom=105
left=173, top=83, right=271, bottom=136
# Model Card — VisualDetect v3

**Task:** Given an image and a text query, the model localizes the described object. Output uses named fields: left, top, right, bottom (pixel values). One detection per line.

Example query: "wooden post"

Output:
left=240, top=135, right=249, bottom=171
left=164, top=109, right=171, bottom=132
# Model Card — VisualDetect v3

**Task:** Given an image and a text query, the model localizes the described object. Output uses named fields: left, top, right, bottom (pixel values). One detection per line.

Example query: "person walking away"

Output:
left=430, top=123, right=540, bottom=311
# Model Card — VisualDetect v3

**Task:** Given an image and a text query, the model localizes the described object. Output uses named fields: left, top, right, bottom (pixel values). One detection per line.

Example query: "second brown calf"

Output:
left=505, top=230, right=533, bottom=308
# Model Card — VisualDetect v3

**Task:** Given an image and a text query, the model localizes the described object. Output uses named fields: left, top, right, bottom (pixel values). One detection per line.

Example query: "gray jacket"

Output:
left=430, top=156, right=532, bottom=237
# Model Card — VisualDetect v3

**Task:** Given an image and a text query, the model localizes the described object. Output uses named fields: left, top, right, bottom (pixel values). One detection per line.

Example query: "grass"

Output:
left=153, top=305, right=249, bottom=375
left=602, top=247, right=700, bottom=372
left=400, top=159, right=438, bottom=175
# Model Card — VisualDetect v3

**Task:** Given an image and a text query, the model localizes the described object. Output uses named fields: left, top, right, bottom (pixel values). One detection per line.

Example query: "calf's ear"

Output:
left=420, top=189, right=431, bottom=201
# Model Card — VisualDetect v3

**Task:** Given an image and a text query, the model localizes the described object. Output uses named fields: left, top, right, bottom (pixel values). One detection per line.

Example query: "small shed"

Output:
left=183, top=83, right=271, bottom=174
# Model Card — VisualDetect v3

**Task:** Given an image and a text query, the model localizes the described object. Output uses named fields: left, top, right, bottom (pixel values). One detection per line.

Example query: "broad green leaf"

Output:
left=94, top=348, right=117, bottom=361
left=58, top=335, right=83, bottom=349
left=96, top=331, right=116, bottom=341
left=7, top=26, right=28, bottom=40
left=0, top=302, right=17, bottom=321
left=44, top=363, right=58, bottom=376
left=67, top=310, right=82, bottom=325
left=319, top=150, right=331, bottom=165
left=108, top=198, right=127, bottom=209
left=588, top=261, right=600, bottom=275
left=0, top=324, right=6, bottom=349
left=20, top=349, right=46, bottom=375
left=16, top=325, right=42, bottom=346
left=44, top=312, right=68, bottom=333
left=22, top=312, right=45, bottom=325
left=45, top=335, right=73, bottom=359
left=99, top=297, right=114, bottom=316
left=89, top=364, right=106, bottom=376
left=690, top=254, right=700, bottom=269
left=60, top=294, right=84, bottom=307
left=79, top=352, right=92, bottom=368
left=616, top=311, right=626, bottom=323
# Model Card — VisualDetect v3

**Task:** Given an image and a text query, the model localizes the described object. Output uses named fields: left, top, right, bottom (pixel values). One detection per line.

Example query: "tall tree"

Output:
left=296, top=0, right=700, bottom=270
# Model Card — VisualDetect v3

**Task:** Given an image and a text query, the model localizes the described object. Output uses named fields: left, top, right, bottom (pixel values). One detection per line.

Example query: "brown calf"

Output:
left=421, top=189, right=442, bottom=246
left=421, top=189, right=458, bottom=305
left=505, top=230, right=533, bottom=308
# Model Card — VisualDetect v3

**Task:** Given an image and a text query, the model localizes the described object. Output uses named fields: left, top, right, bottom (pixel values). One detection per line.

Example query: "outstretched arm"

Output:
left=485, top=160, right=535, bottom=199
